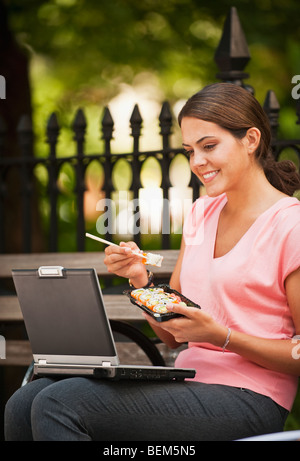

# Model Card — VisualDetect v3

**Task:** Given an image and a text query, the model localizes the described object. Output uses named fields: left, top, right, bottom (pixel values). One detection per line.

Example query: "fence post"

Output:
left=159, top=102, right=172, bottom=249
left=130, top=104, right=142, bottom=247
left=46, top=112, right=60, bottom=251
left=72, top=108, right=87, bottom=251
left=101, top=107, right=114, bottom=242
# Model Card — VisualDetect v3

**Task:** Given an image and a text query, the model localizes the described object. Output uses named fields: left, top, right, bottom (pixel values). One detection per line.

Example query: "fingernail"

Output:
left=166, top=303, right=174, bottom=310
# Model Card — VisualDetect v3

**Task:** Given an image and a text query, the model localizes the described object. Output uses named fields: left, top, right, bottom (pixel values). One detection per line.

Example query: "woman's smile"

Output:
left=202, top=170, right=220, bottom=183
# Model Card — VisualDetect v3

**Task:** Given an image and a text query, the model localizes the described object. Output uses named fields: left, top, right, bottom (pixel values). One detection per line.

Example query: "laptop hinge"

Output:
left=38, top=266, right=64, bottom=277
left=102, top=361, right=112, bottom=367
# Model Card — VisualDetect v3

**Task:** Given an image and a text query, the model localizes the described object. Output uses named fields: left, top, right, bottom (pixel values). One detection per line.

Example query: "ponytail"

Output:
left=262, top=151, right=300, bottom=196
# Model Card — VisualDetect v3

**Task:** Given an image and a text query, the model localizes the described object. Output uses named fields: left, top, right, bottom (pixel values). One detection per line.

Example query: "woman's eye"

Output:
left=204, top=144, right=216, bottom=150
left=183, top=149, right=194, bottom=157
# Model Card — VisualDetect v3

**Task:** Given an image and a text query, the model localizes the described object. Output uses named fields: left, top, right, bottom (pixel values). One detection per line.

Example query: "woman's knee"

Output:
left=30, top=387, right=58, bottom=440
left=4, top=378, right=53, bottom=441
left=30, top=379, right=91, bottom=441
left=5, top=389, right=32, bottom=440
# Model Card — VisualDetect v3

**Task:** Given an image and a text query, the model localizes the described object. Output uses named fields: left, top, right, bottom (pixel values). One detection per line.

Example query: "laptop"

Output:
left=12, top=266, right=195, bottom=381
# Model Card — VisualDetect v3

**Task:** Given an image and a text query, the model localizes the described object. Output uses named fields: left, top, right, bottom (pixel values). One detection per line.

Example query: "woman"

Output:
left=5, top=83, right=300, bottom=441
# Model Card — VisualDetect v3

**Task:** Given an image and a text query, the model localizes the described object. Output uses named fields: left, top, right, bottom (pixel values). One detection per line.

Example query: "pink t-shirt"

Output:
left=175, top=193, right=300, bottom=410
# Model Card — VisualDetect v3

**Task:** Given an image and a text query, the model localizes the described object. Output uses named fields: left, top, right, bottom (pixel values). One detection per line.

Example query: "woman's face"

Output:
left=181, top=117, right=253, bottom=197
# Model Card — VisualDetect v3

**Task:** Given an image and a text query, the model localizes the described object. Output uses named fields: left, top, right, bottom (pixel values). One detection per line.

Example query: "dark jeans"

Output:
left=4, top=377, right=288, bottom=441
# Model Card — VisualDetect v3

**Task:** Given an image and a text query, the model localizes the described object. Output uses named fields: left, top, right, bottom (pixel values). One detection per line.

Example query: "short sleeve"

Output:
left=280, top=222, right=300, bottom=282
left=277, top=203, right=300, bottom=283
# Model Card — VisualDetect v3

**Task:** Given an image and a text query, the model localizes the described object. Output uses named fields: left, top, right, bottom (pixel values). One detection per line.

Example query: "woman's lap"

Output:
left=4, top=377, right=288, bottom=441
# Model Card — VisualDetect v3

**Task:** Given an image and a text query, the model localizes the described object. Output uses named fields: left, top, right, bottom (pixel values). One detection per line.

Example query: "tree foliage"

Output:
left=6, top=0, right=300, bottom=109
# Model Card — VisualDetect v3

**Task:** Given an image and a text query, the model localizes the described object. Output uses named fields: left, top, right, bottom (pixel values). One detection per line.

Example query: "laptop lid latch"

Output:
left=102, top=361, right=112, bottom=367
left=38, top=266, right=64, bottom=277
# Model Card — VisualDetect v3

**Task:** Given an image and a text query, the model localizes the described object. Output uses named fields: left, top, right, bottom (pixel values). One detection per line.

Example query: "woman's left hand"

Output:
left=143, top=303, right=227, bottom=346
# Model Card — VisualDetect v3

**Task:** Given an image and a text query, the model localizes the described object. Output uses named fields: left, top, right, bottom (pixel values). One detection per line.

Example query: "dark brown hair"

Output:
left=178, top=83, right=300, bottom=196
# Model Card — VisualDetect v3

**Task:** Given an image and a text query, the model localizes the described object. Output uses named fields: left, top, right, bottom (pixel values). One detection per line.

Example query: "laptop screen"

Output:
left=12, top=268, right=117, bottom=358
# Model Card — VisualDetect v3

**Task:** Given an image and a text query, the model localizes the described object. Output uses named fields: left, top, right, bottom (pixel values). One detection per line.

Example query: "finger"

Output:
left=104, top=253, right=132, bottom=271
left=119, top=241, right=144, bottom=259
left=105, top=256, right=137, bottom=275
left=105, top=251, right=134, bottom=265
left=119, top=241, right=140, bottom=251
left=142, top=311, right=182, bottom=333
left=105, top=244, right=132, bottom=257
left=166, top=302, right=200, bottom=319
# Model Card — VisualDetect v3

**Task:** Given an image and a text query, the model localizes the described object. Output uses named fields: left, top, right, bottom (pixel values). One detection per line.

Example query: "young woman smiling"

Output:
left=5, top=83, right=300, bottom=441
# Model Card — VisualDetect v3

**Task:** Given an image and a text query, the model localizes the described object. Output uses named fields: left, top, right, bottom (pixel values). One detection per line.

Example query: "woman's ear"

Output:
left=245, top=127, right=261, bottom=154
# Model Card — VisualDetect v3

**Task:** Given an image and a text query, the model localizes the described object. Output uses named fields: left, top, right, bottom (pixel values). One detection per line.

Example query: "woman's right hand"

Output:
left=103, top=241, right=148, bottom=287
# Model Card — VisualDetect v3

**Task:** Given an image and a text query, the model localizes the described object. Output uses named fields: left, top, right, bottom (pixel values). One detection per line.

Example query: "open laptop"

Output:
left=12, top=267, right=195, bottom=381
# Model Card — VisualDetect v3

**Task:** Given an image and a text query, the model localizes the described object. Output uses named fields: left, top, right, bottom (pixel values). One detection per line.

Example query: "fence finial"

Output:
left=47, top=112, right=60, bottom=146
left=263, top=90, right=280, bottom=140
left=72, top=108, right=87, bottom=142
left=101, top=106, right=114, bottom=141
left=159, top=101, right=172, bottom=136
left=214, top=7, right=251, bottom=87
left=130, top=104, right=143, bottom=138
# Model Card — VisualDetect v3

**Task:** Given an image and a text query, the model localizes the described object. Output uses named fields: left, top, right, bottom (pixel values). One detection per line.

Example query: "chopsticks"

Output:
left=85, top=233, right=163, bottom=267
left=85, top=233, right=145, bottom=259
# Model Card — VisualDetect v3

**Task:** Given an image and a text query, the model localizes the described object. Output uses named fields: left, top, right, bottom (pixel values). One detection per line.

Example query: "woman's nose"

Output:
left=191, top=150, right=208, bottom=167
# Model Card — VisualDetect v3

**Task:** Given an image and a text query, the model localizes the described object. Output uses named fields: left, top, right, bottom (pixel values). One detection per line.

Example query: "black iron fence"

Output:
left=0, top=7, right=300, bottom=254
left=0, top=102, right=201, bottom=253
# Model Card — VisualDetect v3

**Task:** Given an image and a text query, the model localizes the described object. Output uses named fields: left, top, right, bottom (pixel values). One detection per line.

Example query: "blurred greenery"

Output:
left=6, top=0, right=299, bottom=253
left=6, top=0, right=300, bottom=146
left=3, top=0, right=300, bottom=431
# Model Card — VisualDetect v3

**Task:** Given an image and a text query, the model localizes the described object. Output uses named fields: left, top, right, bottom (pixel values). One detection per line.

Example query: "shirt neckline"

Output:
left=212, top=195, right=296, bottom=260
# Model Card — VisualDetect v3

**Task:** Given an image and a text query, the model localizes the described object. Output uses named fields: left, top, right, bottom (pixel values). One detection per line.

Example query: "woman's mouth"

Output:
left=202, top=170, right=220, bottom=183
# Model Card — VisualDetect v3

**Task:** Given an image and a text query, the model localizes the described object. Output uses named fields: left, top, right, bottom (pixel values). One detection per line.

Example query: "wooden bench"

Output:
left=0, top=250, right=181, bottom=369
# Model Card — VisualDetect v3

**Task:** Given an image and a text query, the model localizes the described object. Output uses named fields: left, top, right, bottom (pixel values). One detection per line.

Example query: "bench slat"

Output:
left=3, top=340, right=33, bottom=366
left=0, top=295, right=144, bottom=322
left=0, top=250, right=179, bottom=278
left=1, top=340, right=170, bottom=367
left=1, top=340, right=185, bottom=367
